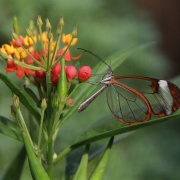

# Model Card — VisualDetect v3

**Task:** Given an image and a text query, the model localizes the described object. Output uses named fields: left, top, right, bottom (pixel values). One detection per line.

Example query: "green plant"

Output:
left=0, top=17, right=179, bottom=180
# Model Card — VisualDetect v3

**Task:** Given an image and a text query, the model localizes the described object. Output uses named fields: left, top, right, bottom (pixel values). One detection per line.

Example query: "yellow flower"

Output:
left=0, top=44, right=14, bottom=55
left=44, top=41, right=56, bottom=52
left=23, top=36, right=37, bottom=47
left=62, top=34, right=78, bottom=46
left=14, top=47, right=27, bottom=60
left=40, top=32, right=49, bottom=43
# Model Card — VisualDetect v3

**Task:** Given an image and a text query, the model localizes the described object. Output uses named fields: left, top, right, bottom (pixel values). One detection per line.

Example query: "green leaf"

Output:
left=24, top=85, right=40, bottom=106
left=72, top=112, right=180, bottom=148
left=72, top=144, right=90, bottom=180
left=0, top=116, right=22, bottom=141
left=55, top=112, right=180, bottom=163
left=89, top=137, right=114, bottom=180
left=22, top=131, right=50, bottom=180
left=61, top=43, right=154, bottom=124
left=0, top=73, right=41, bottom=123
left=2, top=146, right=26, bottom=180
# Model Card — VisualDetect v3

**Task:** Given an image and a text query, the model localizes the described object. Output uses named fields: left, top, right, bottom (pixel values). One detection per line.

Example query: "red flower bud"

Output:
left=66, top=66, right=77, bottom=80
left=51, top=74, right=60, bottom=85
left=51, top=63, right=61, bottom=86
left=78, top=66, right=92, bottom=82
left=51, top=63, right=61, bottom=76
left=66, top=98, right=74, bottom=107
left=35, top=70, right=46, bottom=79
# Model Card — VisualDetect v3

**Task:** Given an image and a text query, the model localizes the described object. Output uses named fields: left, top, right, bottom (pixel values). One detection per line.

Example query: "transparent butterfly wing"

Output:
left=106, top=76, right=180, bottom=124
left=106, top=84, right=151, bottom=124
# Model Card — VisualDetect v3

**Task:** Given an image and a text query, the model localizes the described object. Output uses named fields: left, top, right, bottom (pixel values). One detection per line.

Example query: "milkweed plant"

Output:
left=0, top=17, right=179, bottom=180
left=0, top=16, right=93, bottom=180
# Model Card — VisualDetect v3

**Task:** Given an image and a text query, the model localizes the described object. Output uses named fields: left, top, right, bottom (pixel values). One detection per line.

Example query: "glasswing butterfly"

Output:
left=78, top=48, right=180, bottom=125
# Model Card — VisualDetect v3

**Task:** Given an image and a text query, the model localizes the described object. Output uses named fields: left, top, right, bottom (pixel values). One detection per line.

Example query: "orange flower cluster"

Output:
left=0, top=18, right=92, bottom=88
left=0, top=32, right=82, bottom=79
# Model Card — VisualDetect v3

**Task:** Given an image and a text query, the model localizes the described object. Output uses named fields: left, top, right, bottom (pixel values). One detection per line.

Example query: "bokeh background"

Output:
left=0, top=0, right=180, bottom=179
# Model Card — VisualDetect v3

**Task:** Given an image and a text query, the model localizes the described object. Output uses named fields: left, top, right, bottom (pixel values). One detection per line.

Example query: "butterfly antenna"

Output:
left=77, top=48, right=112, bottom=70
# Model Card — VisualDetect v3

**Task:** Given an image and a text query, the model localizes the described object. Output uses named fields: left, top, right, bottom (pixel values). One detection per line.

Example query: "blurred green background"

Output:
left=0, top=0, right=180, bottom=179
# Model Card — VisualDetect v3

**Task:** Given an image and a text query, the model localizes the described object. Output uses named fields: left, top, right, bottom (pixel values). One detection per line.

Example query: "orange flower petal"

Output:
left=25, top=68, right=35, bottom=76
left=56, top=48, right=71, bottom=62
left=62, top=34, right=67, bottom=44
left=64, top=50, right=71, bottom=62
left=16, top=66, right=25, bottom=78
left=70, top=38, right=78, bottom=46
left=65, top=34, right=72, bottom=45
left=62, top=34, right=78, bottom=46
left=4, top=60, right=17, bottom=72
left=71, top=53, right=82, bottom=60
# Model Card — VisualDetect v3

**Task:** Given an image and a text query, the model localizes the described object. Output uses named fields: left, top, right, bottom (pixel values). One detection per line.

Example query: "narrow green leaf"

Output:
left=62, top=43, right=154, bottom=124
left=0, top=73, right=41, bottom=123
left=24, top=85, right=40, bottom=106
left=73, top=144, right=90, bottom=180
left=22, top=131, right=50, bottom=180
left=0, top=116, right=22, bottom=141
left=71, top=112, right=180, bottom=149
left=89, top=137, right=114, bottom=180
left=55, top=112, right=180, bottom=165
left=2, top=146, right=26, bottom=180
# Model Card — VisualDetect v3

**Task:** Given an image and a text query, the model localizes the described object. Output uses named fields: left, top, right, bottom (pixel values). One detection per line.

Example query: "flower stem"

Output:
left=37, top=99, right=47, bottom=152
left=53, top=147, right=72, bottom=165
left=13, top=95, right=34, bottom=148
left=46, top=70, right=54, bottom=179
left=39, top=112, right=59, bottom=155
left=47, top=126, right=54, bottom=179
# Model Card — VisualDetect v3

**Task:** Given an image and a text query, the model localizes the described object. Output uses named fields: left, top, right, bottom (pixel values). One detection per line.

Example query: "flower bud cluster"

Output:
left=0, top=17, right=93, bottom=108
left=34, top=63, right=92, bottom=85
left=0, top=17, right=92, bottom=82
